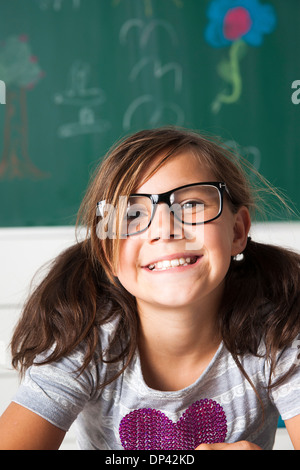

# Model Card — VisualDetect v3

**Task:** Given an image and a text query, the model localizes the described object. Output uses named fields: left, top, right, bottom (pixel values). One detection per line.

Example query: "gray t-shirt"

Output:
left=13, top=320, right=300, bottom=450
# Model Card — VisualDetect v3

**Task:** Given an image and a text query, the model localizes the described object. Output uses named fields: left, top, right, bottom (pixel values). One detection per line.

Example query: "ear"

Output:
left=231, top=206, right=251, bottom=257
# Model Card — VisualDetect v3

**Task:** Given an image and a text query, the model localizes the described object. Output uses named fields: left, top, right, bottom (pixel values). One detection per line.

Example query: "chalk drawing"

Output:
left=0, top=35, right=48, bottom=179
left=120, top=18, right=185, bottom=130
left=113, top=0, right=183, bottom=18
left=54, top=61, right=110, bottom=138
left=120, top=19, right=178, bottom=47
left=205, top=0, right=276, bottom=113
left=225, top=140, right=261, bottom=171
left=36, top=0, right=81, bottom=11
left=123, top=94, right=185, bottom=130
left=129, top=57, right=182, bottom=93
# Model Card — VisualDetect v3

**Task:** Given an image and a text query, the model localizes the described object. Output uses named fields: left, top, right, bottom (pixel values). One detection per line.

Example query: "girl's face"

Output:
left=115, top=150, right=250, bottom=314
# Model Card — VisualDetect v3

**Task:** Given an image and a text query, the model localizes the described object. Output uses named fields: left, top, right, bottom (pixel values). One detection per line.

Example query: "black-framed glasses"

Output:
left=97, top=182, right=230, bottom=237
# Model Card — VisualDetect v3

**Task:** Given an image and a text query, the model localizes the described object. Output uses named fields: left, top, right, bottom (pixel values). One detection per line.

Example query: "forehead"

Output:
left=135, top=149, right=216, bottom=194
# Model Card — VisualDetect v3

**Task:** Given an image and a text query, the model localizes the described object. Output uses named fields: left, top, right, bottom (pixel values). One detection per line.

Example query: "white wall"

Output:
left=0, top=227, right=79, bottom=449
left=1, top=223, right=299, bottom=450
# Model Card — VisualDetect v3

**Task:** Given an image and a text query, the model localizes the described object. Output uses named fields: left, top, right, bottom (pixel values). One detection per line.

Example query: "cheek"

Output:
left=204, top=225, right=233, bottom=275
left=115, top=241, right=140, bottom=292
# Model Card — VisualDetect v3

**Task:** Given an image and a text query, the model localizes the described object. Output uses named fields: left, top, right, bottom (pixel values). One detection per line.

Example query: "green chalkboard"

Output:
left=0, top=0, right=299, bottom=227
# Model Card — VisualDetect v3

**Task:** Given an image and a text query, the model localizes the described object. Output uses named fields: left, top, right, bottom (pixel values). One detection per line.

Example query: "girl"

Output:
left=0, top=127, right=300, bottom=450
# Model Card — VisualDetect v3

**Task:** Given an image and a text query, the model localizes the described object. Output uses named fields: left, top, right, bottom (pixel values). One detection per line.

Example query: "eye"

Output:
left=181, top=200, right=205, bottom=211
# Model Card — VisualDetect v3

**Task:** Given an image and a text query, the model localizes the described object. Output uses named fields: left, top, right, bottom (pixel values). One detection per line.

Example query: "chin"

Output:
left=149, top=290, right=200, bottom=309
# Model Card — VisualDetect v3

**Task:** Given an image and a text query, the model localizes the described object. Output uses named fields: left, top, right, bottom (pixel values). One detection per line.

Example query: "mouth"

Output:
left=144, top=255, right=201, bottom=272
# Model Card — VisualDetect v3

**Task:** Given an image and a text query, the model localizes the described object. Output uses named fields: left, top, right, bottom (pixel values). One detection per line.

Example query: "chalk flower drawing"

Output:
left=0, top=35, right=47, bottom=179
left=205, top=0, right=276, bottom=113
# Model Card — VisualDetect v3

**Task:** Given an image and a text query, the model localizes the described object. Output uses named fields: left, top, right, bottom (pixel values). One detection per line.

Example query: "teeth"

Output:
left=147, top=256, right=197, bottom=271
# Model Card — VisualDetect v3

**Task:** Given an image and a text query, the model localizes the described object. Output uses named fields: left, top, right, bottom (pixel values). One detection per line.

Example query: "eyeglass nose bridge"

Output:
left=149, top=190, right=179, bottom=227
left=149, top=188, right=194, bottom=237
left=150, top=190, right=174, bottom=208
left=147, top=192, right=183, bottom=238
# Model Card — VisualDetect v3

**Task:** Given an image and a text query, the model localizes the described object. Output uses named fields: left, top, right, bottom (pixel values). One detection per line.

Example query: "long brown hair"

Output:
left=11, top=127, right=300, bottom=391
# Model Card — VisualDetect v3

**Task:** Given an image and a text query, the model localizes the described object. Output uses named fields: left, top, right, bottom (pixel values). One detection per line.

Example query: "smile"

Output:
left=147, top=256, right=200, bottom=271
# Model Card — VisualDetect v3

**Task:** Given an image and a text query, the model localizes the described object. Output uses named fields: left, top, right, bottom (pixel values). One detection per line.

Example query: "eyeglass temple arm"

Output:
left=223, top=183, right=232, bottom=201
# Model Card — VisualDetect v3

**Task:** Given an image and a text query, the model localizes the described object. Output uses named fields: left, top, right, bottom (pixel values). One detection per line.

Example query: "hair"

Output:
left=11, top=127, right=300, bottom=396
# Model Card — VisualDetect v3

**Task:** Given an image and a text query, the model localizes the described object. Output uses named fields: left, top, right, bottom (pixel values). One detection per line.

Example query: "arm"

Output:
left=0, top=402, right=66, bottom=450
left=284, top=414, right=300, bottom=450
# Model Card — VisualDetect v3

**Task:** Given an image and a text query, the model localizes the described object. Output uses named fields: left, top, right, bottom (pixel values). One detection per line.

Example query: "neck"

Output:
left=136, top=299, right=222, bottom=391
left=138, top=305, right=219, bottom=354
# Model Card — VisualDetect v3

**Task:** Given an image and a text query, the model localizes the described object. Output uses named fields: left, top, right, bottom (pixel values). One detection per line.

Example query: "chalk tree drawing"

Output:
left=54, top=61, right=110, bottom=138
left=0, top=36, right=48, bottom=179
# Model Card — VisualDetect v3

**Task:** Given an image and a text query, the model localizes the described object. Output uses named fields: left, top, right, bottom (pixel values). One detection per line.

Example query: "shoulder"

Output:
left=32, top=316, right=121, bottom=382
left=12, top=318, right=122, bottom=431
left=219, top=340, right=298, bottom=390
left=235, top=338, right=299, bottom=368
left=21, top=317, right=121, bottom=391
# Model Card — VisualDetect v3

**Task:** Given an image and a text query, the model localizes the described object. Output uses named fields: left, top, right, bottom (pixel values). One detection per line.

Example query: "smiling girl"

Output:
left=0, top=127, right=300, bottom=450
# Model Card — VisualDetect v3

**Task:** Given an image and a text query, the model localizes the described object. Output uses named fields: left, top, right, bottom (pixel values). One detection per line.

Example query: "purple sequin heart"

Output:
left=119, top=399, right=227, bottom=450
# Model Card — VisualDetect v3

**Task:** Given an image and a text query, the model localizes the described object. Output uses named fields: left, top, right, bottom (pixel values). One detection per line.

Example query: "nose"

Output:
left=147, top=203, right=183, bottom=242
